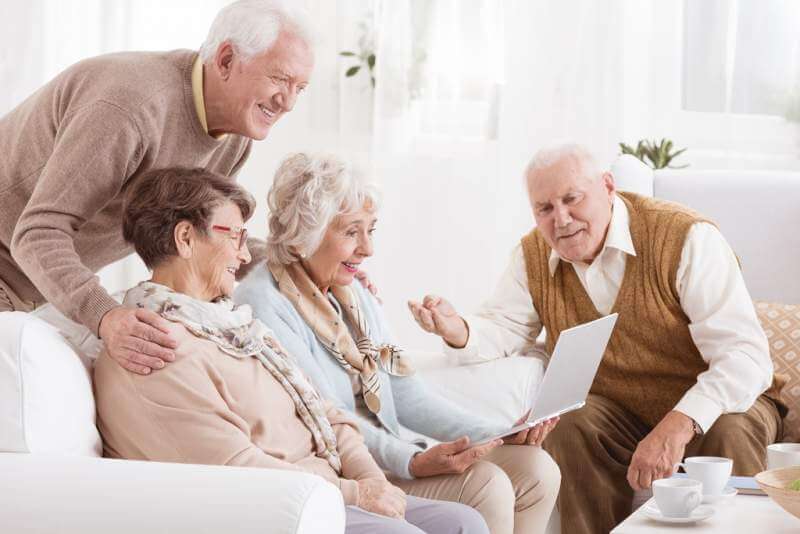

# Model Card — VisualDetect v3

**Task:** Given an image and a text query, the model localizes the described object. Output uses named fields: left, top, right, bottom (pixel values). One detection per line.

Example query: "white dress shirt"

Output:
left=445, top=195, right=774, bottom=431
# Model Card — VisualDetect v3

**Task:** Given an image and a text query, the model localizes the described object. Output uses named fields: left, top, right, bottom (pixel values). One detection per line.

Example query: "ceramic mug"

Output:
left=652, top=478, right=703, bottom=518
left=678, top=456, right=732, bottom=496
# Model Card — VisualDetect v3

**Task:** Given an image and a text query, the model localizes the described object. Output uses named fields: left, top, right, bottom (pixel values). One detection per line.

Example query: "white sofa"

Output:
left=2, top=164, right=798, bottom=533
left=0, top=453, right=343, bottom=534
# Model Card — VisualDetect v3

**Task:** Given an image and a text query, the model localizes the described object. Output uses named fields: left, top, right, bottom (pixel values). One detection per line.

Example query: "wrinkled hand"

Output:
left=407, top=295, right=468, bottom=348
left=504, top=412, right=560, bottom=446
left=356, top=478, right=407, bottom=518
left=627, top=411, right=695, bottom=491
left=409, top=436, right=502, bottom=478
left=354, top=269, right=381, bottom=303
left=99, top=307, right=177, bottom=375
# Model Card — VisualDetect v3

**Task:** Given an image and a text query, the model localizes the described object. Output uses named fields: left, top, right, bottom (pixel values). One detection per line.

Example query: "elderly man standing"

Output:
left=0, top=0, right=313, bottom=375
left=409, top=144, right=785, bottom=534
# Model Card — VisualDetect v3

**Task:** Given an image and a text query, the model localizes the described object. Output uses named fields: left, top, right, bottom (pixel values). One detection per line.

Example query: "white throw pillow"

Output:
left=0, top=311, right=101, bottom=456
left=407, top=351, right=545, bottom=425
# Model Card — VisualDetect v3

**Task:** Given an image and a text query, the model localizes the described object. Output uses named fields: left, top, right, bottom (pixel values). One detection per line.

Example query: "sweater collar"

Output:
left=191, top=56, right=227, bottom=140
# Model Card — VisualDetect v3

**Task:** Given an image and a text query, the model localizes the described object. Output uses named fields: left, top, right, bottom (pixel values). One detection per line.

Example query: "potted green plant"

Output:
left=619, top=138, right=688, bottom=169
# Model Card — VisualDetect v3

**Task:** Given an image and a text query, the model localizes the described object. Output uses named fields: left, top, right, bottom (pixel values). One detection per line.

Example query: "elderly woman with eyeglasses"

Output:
left=93, top=167, right=487, bottom=534
left=234, top=153, right=562, bottom=534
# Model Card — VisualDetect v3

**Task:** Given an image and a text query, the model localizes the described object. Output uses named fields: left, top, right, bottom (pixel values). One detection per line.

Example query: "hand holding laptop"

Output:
left=503, top=412, right=560, bottom=446
left=409, top=435, right=503, bottom=478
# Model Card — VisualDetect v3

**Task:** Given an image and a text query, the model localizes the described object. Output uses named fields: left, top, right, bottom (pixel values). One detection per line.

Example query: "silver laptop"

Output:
left=472, top=313, right=618, bottom=446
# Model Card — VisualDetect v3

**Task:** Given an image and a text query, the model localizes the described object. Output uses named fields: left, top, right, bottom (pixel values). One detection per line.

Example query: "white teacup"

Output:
left=652, top=478, right=703, bottom=518
left=678, top=456, right=732, bottom=496
left=767, top=443, right=800, bottom=469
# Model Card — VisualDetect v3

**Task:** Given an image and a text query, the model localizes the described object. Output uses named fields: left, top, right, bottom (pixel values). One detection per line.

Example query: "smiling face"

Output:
left=191, top=201, right=252, bottom=299
left=527, top=156, right=616, bottom=263
left=303, top=205, right=377, bottom=292
left=219, top=30, right=314, bottom=140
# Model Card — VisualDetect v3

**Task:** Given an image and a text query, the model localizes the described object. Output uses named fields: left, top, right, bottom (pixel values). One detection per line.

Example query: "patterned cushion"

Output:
left=755, top=301, right=800, bottom=442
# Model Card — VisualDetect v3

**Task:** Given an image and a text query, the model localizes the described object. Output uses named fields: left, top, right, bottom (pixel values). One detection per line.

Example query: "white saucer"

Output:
left=702, top=486, right=737, bottom=504
left=644, top=504, right=715, bottom=524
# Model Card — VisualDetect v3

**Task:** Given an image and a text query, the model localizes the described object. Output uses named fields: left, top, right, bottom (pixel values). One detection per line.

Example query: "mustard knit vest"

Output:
left=521, top=192, right=784, bottom=427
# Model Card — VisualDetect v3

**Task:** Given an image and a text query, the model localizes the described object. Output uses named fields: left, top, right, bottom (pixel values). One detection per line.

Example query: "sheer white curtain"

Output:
left=683, top=0, right=800, bottom=117
left=647, top=0, right=800, bottom=169
left=2, top=0, right=227, bottom=115
left=371, top=0, right=505, bottom=154
left=366, top=0, right=641, bottom=350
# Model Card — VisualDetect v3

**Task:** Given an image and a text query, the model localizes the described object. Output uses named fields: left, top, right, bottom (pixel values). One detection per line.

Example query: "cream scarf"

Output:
left=126, top=281, right=342, bottom=473
left=268, top=262, right=414, bottom=415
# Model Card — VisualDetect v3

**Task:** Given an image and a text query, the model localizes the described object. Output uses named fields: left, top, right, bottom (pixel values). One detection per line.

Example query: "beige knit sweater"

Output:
left=93, top=319, right=386, bottom=506
left=0, top=50, right=252, bottom=334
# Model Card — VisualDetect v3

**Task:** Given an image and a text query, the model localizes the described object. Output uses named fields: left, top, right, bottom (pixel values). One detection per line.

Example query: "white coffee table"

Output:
left=611, top=494, right=799, bottom=533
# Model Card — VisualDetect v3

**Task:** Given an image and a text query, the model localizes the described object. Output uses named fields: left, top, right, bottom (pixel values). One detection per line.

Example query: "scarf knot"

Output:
left=270, top=262, right=414, bottom=415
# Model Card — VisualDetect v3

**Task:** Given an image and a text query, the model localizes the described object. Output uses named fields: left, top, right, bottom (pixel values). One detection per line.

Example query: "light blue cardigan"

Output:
left=234, top=265, right=505, bottom=479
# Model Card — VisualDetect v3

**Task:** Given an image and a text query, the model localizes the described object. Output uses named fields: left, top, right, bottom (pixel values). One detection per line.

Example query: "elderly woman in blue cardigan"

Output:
left=235, top=153, right=561, bottom=534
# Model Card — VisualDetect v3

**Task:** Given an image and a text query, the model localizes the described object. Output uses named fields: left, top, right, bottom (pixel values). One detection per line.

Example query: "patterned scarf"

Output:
left=268, top=262, right=414, bottom=415
left=125, top=281, right=342, bottom=473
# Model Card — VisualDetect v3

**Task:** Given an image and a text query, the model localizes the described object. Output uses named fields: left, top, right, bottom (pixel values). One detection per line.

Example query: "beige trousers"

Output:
left=391, top=445, right=561, bottom=534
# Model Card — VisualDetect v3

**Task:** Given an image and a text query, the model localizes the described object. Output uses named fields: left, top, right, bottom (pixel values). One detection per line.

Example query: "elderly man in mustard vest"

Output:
left=408, top=144, right=785, bottom=534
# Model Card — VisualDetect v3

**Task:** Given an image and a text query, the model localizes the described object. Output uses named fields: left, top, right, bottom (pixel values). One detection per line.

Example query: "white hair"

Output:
left=524, top=143, right=603, bottom=185
left=199, top=0, right=314, bottom=64
left=266, top=153, right=381, bottom=265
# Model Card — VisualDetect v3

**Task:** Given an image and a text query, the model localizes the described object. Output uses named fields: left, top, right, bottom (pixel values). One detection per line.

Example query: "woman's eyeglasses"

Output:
left=211, top=225, right=248, bottom=250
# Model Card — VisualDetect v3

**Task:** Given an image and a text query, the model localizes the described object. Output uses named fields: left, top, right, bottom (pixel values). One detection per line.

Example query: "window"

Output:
left=682, top=0, right=800, bottom=119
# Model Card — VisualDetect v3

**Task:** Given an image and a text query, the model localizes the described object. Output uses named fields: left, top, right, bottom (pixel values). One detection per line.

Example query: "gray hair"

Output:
left=266, top=153, right=381, bottom=265
left=524, top=143, right=602, bottom=185
left=199, top=0, right=314, bottom=64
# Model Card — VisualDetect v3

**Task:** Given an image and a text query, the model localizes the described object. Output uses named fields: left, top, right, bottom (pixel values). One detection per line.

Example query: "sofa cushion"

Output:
left=411, top=351, right=545, bottom=425
left=755, top=301, right=800, bottom=442
left=0, top=311, right=101, bottom=456
left=655, top=171, right=800, bottom=303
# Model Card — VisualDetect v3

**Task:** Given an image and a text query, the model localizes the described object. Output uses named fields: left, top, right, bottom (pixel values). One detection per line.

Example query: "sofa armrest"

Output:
left=0, top=453, right=345, bottom=534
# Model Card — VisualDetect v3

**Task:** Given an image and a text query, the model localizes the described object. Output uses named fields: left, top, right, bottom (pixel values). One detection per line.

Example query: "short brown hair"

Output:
left=122, top=167, right=255, bottom=269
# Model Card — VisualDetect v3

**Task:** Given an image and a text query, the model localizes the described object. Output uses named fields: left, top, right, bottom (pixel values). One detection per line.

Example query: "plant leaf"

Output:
left=345, top=65, right=361, bottom=77
left=367, top=54, right=376, bottom=68
left=340, top=51, right=357, bottom=57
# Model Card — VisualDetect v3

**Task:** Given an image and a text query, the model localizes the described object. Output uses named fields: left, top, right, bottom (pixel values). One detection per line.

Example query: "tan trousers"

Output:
left=543, top=394, right=782, bottom=534
left=391, top=445, right=561, bottom=534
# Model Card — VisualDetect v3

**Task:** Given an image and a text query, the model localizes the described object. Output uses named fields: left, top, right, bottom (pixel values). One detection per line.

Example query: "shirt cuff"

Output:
left=441, top=318, right=482, bottom=365
left=339, top=478, right=359, bottom=506
left=78, top=286, right=122, bottom=337
left=673, top=391, right=724, bottom=433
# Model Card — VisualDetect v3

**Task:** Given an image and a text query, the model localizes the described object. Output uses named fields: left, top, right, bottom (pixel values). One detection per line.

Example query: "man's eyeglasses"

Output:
left=211, top=225, right=248, bottom=251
